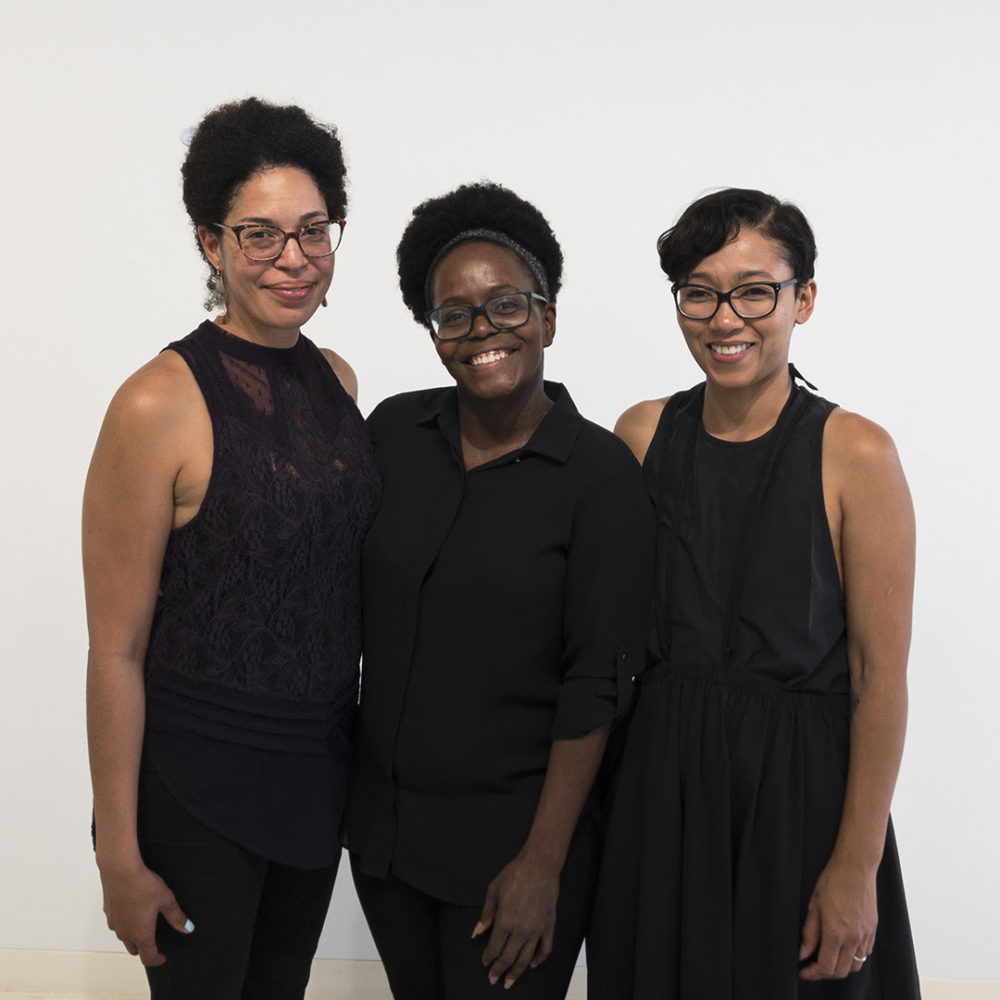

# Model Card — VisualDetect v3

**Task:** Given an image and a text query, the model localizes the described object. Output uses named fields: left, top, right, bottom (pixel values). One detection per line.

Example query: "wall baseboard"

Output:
left=0, top=949, right=995, bottom=999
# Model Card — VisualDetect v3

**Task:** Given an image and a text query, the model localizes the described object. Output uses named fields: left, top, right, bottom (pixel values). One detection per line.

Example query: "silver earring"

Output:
left=204, top=268, right=225, bottom=311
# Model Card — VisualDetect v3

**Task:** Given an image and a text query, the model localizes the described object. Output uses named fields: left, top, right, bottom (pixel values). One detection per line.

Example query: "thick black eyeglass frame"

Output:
left=213, top=219, right=346, bottom=261
left=671, top=277, right=799, bottom=320
left=425, top=291, right=549, bottom=342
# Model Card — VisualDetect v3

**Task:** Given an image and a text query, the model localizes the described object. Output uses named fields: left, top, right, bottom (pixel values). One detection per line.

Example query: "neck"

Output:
left=701, top=368, right=793, bottom=441
left=213, top=313, right=300, bottom=349
left=456, top=383, right=553, bottom=468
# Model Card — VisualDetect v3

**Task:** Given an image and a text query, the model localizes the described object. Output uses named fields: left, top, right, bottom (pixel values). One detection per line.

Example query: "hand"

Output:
left=472, top=852, right=560, bottom=990
left=100, top=861, right=193, bottom=966
left=798, top=857, right=877, bottom=980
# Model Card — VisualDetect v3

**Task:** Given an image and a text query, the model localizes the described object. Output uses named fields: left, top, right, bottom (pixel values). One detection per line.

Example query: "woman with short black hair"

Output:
left=346, top=181, right=653, bottom=1000
left=588, top=188, right=920, bottom=999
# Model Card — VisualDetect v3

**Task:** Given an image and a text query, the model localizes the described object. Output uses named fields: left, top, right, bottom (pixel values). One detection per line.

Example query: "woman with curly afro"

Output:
left=83, top=97, right=379, bottom=999
left=344, top=182, right=654, bottom=999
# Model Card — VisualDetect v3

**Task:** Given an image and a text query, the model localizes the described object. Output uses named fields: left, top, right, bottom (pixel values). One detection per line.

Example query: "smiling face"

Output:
left=197, top=166, right=335, bottom=345
left=678, top=227, right=816, bottom=396
left=428, top=241, right=555, bottom=405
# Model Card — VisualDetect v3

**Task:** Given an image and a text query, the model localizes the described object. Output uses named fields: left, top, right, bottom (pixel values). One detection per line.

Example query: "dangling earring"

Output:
left=204, top=267, right=225, bottom=312
left=321, top=297, right=328, bottom=308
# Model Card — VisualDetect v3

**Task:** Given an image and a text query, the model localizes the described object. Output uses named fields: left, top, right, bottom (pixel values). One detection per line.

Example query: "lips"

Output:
left=709, top=342, right=752, bottom=358
left=466, top=347, right=514, bottom=367
left=266, top=283, right=315, bottom=303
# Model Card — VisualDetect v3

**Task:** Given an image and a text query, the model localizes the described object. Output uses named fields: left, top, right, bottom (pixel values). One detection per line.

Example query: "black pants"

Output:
left=137, top=765, right=338, bottom=1000
left=350, top=818, right=598, bottom=1000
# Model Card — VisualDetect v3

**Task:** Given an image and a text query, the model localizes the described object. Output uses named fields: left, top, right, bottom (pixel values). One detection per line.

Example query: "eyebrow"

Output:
left=233, top=211, right=328, bottom=225
left=435, top=282, right=521, bottom=307
left=686, top=269, right=778, bottom=284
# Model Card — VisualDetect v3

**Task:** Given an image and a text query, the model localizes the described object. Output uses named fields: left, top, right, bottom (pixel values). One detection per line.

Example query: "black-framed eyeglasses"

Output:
left=671, top=277, right=799, bottom=320
left=214, top=219, right=345, bottom=261
left=425, top=291, right=548, bottom=341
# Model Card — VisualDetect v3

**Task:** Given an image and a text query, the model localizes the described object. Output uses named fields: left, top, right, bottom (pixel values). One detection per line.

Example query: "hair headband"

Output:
left=424, top=228, right=551, bottom=305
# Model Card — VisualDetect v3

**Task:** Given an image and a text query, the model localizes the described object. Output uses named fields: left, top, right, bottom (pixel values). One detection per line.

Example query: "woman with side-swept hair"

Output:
left=588, top=188, right=919, bottom=999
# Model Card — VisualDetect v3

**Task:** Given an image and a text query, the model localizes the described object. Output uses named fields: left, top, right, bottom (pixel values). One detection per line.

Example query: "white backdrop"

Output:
left=2, top=0, right=997, bottom=981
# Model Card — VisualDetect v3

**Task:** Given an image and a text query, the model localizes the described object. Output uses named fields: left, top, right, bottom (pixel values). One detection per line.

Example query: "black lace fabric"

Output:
left=146, top=322, right=379, bottom=705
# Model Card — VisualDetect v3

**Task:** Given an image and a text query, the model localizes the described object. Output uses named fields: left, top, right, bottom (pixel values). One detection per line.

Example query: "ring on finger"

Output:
left=853, top=953, right=869, bottom=964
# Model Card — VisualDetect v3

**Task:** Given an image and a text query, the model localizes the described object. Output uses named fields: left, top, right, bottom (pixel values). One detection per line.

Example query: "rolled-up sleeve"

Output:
left=552, top=463, right=655, bottom=740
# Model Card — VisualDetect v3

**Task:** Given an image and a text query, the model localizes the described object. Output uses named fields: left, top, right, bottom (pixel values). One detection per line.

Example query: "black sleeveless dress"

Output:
left=587, top=381, right=919, bottom=999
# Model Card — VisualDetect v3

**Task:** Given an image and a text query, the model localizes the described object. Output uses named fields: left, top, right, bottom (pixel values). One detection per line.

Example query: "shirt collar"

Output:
left=417, top=381, right=582, bottom=465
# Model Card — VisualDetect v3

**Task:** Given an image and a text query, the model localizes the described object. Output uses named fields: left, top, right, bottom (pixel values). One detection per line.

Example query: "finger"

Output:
left=798, top=908, right=819, bottom=962
left=136, top=934, right=165, bottom=968
left=161, top=897, right=195, bottom=936
left=800, top=937, right=839, bottom=982
left=529, top=925, right=555, bottom=969
left=489, top=936, right=536, bottom=988
left=473, top=887, right=498, bottom=939
left=480, top=924, right=509, bottom=968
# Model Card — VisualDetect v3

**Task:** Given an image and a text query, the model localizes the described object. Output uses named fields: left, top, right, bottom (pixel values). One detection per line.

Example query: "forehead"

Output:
left=689, top=228, right=791, bottom=281
left=429, top=241, right=535, bottom=305
left=226, top=166, right=327, bottom=222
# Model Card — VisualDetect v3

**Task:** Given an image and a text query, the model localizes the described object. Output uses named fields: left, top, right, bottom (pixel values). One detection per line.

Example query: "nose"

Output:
left=708, top=297, right=744, bottom=332
left=274, top=234, right=308, bottom=269
left=467, top=309, right=500, bottom=340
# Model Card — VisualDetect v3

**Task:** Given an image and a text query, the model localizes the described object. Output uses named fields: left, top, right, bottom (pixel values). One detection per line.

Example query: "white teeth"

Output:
left=712, top=343, right=750, bottom=356
left=469, top=349, right=510, bottom=366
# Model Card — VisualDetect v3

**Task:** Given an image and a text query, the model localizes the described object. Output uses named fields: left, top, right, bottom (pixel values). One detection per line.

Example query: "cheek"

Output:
left=319, top=257, right=336, bottom=286
left=433, top=341, right=455, bottom=366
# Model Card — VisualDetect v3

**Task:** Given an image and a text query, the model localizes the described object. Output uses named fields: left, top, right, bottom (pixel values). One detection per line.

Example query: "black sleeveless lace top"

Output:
left=143, top=321, right=379, bottom=867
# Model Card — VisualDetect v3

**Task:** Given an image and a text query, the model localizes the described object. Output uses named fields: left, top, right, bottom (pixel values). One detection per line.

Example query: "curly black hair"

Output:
left=657, top=188, right=816, bottom=285
left=182, top=97, right=347, bottom=304
left=397, top=182, right=564, bottom=326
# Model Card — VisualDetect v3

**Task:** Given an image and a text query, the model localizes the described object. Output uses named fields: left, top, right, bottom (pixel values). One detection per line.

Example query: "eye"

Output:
left=439, top=306, right=471, bottom=328
left=489, top=294, right=523, bottom=316
left=734, top=283, right=773, bottom=300
left=679, top=287, right=714, bottom=302
left=243, top=227, right=281, bottom=246
left=299, top=222, right=330, bottom=243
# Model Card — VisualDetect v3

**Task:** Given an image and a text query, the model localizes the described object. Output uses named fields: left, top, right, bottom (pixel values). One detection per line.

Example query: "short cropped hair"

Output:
left=657, top=188, right=816, bottom=284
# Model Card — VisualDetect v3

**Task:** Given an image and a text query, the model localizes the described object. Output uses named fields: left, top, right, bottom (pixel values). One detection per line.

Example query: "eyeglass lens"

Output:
left=431, top=292, right=534, bottom=340
left=237, top=222, right=341, bottom=260
left=676, top=282, right=780, bottom=319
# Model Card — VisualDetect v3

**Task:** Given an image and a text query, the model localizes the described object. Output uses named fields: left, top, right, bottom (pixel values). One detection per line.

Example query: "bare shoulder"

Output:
left=320, top=347, right=358, bottom=403
left=823, top=406, right=904, bottom=475
left=822, top=405, right=912, bottom=531
left=102, top=349, right=201, bottom=435
left=614, top=397, right=670, bottom=464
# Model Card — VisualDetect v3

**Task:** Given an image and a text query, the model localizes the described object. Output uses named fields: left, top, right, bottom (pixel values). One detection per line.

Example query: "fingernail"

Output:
left=184, top=919, right=195, bottom=933
left=472, top=922, right=485, bottom=938
left=505, top=977, right=515, bottom=990
left=488, top=973, right=499, bottom=985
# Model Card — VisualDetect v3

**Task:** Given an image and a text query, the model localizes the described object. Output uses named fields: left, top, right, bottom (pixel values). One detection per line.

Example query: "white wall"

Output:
left=1, top=0, right=997, bottom=980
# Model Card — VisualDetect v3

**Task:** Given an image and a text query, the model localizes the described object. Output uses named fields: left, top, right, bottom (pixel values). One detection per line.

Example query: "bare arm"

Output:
left=475, top=726, right=609, bottom=989
left=84, top=358, right=201, bottom=965
left=799, top=411, right=915, bottom=980
left=613, top=398, right=668, bottom=464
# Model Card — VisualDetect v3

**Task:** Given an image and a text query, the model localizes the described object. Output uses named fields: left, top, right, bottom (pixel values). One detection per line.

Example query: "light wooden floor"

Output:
left=1, top=950, right=997, bottom=999
left=0, top=952, right=586, bottom=999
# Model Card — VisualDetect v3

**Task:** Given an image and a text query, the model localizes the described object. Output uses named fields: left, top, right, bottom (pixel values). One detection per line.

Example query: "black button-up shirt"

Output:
left=345, top=382, right=654, bottom=904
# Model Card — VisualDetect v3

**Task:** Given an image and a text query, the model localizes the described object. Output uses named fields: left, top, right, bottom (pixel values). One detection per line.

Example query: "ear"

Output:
left=794, top=280, right=817, bottom=325
left=542, top=302, right=556, bottom=347
left=198, top=225, right=223, bottom=272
